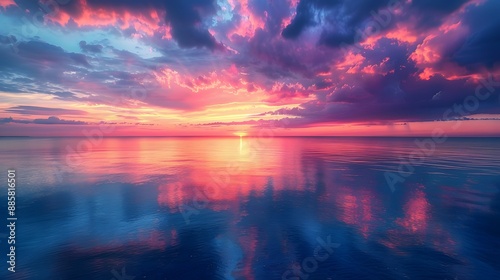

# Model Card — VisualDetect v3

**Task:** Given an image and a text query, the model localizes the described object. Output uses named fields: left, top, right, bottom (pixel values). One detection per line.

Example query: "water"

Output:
left=0, top=137, right=499, bottom=279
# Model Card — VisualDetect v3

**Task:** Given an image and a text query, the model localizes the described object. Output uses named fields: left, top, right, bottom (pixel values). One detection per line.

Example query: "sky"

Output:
left=0, top=0, right=500, bottom=136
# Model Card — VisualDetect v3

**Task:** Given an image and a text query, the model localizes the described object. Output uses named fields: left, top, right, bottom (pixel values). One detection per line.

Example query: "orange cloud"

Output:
left=385, top=26, right=419, bottom=44
left=409, top=20, right=478, bottom=80
left=47, top=0, right=165, bottom=38
left=410, top=35, right=441, bottom=65
left=361, top=57, right=390, bottom=75
left=336, top=51, right=365, bottom=74
left=153, top=66, right=263, bottom=96
left=228, top=0, right=266, bottom=39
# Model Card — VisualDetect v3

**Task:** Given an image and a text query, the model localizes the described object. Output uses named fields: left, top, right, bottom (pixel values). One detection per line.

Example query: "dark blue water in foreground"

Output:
left=0, top=137, right=499, bottom=280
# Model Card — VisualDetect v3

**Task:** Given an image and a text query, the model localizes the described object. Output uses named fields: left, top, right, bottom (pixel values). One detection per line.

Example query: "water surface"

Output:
left=0, top=137, right=499, bottom=279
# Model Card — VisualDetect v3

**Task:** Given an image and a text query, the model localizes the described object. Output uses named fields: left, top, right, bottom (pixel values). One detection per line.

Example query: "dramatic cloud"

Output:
left=58, top=0, right=223, bottom=50
left=0, top=0, right=499, bottom=136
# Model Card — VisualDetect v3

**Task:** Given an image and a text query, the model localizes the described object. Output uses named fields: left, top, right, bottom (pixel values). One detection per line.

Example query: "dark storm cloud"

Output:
left=453, top=22, right=500, bottom=69
left=318, top=0, right=393, bottom=48
left=60, top=0, right=223, bottom=50
left=282, top=0, right=389, bottom=45
left=451, top=0, right=500, bottom=69
left=410, top=0, right=469, bottom=29
left=281, top=0, right=317, bottom=39
left=240, top=36, right=500, bottom=127
left=162, top=0, right=222, bottom=50
left=282, top=0, right=472, bottom=48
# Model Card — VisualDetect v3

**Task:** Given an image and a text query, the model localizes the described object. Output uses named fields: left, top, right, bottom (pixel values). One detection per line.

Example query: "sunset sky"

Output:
left=1, top=0, right=500, bottom=136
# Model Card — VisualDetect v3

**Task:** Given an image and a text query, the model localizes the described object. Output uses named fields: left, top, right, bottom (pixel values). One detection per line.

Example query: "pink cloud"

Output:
left=0, top=0, right=14, bottom=7
left=227, top=0, right=266, bottom=40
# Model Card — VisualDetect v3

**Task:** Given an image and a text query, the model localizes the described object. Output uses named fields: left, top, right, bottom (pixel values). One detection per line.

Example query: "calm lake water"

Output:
left=0, top=137, right=499, bottom=279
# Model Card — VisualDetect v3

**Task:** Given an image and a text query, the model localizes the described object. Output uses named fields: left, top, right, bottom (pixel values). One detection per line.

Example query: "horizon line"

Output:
left=1, top=135, right=500, bottom=138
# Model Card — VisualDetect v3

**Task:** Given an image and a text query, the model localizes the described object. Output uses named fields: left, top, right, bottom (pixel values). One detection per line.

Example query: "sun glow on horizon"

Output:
left=234, top=132, right=248, bottom=137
